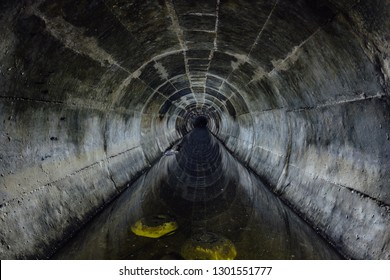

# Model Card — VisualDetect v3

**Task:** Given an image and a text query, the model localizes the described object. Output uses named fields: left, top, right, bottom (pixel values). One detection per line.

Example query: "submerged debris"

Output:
left=130, top=214, right=178, bottom=238
left=181, top=232, right=237, bottom=260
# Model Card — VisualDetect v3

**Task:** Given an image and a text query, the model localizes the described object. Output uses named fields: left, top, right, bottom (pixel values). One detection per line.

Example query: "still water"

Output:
left=52, top=133, right=342, bottom=260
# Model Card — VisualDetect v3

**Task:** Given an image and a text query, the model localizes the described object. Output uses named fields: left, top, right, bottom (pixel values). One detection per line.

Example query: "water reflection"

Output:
left=52, top=129, right=342, bottom=260
left=161, top=126, right=238, bottom=221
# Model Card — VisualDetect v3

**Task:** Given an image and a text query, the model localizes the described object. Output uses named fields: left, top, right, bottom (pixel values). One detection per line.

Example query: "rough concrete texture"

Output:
left=0, top=0, right=389, bottom=259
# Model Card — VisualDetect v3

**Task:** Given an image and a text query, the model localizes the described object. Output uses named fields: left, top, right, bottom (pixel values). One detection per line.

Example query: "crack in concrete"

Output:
left=102, top=1, right=142, bottom=46
left=269, top=28, right=322, bottom=75
left=0, top=95, right=140, bottom=116
left=286, top=163, right=390, bottom=208
left=287, top=92, right=387, bottom=112
left=106, top=163, right=119, bottom=194
left=221, top=0, right=280, bottom=84
left=247, top=0, right=280, bottom=59
left=0, top=95, right=64, bottom=105
left=231, top=92, right=387, bottom=116
left=246, top=27, right=322, bottom=85
left=275, top=113, right=292, bottom=195
left=0, top=145, right=142, bottom=207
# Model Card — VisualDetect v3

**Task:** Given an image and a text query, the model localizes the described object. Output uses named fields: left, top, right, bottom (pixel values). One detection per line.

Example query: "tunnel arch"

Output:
left=0, top=0, right=389, bottom=259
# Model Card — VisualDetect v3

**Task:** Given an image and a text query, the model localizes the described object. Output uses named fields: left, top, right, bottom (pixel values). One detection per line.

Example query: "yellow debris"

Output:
left=181, top=232, right=237, bottom=260
left=131, top=214, right=178, bottom=238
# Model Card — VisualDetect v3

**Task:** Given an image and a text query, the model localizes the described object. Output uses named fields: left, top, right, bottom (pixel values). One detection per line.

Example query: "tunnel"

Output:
left=0, top=0, right=389, bottom=260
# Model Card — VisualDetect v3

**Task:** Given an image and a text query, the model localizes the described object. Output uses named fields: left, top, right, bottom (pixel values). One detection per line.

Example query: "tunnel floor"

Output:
left=51, top=127, right=342, bottom=260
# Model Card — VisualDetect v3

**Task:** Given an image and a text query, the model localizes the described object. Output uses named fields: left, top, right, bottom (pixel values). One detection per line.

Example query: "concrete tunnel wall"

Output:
left=0, top=0, right=389, bottom=259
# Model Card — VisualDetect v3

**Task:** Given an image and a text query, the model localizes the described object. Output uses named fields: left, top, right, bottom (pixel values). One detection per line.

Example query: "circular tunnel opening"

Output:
left=1, top=0, right=389, bottom=261
left=193, top=116, right=208, bottom=128
left=179, top=106, right=220, bottom=135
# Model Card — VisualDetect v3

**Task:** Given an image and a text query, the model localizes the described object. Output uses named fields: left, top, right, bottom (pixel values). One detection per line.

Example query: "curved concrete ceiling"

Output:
left=0, top=0, right=389, bottom=259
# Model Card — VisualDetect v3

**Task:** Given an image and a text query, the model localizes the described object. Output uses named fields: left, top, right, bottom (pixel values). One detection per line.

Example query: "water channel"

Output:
left=52, top=123, right=342, bottom=260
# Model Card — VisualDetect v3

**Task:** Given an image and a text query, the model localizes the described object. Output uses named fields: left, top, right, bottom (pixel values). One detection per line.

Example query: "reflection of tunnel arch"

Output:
left=0, top=0, right=389, bottom=260
left=160, top=126, right=237, bottom=220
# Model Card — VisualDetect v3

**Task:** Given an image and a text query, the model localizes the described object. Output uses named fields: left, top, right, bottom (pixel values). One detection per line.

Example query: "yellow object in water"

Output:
left=131, top=214, right=178, bottom=238
left=181, top=232, right=237, bottom=260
